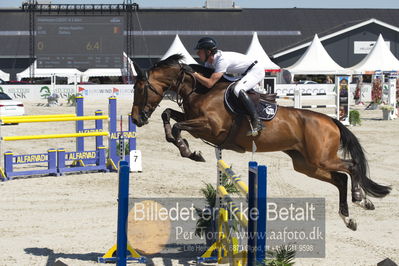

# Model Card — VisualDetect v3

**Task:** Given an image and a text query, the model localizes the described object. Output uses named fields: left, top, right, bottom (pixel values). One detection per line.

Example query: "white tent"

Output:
left=82, top=52, right=137, bottom=82
left=0, top=69, right=10, bottom=81
left=161, top=35, right=197, bottom=64
left=349, top=34, right=399, bottom=73
left=17, top=61, right=82, bottom=83
left=246, top=32, right=280, bottom=71
left=286, top=34, right=347, bottom=74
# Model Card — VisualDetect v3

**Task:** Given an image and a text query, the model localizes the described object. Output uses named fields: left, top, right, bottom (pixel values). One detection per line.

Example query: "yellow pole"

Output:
left=3, top=132, right=108, bottom=141
left=0, top=115, right=108, bottom=124
left=218, top=160, right=249, bottom=197
left=218, top=186, right=248, bottom=229
left=1, top=114, right=76, bottom=120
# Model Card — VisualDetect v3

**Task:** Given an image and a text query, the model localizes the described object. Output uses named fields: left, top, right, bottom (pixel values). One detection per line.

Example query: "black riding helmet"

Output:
left=195, top=37, right=217, bottom=53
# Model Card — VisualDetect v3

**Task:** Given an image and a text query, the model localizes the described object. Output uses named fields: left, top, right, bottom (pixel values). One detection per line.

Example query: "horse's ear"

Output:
left=133, top=62, right=147, bottom=81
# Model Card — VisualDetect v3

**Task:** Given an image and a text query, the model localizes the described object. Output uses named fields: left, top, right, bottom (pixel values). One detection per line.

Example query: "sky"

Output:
left=0, top=0, right=399, bottom=9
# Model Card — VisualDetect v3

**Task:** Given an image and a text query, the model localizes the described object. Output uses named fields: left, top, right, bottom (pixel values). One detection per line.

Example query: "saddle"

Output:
left=224, top=83, right=278, bottom=121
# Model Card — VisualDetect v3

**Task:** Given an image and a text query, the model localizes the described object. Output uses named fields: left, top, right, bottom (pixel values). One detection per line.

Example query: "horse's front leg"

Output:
left=171, top=117, right=216, bottom=162
left=161, top=108, right=185, bottom=142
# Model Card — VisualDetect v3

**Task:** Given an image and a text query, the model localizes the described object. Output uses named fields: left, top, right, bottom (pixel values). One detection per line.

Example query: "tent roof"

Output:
left=246, top=32, right=280, bottom=71
left=161, top=35, right=197, bottom=65
left=286, top=34, right=347, bottom=75
left=0, top=69, right=9, bottom=81
left=81, top=68, right=122, bottom=81
left=82, top=69, right=122, bottom=76
left=349, top=34, right=399, bottom=73
left=17, top=61, right=82, bottom=79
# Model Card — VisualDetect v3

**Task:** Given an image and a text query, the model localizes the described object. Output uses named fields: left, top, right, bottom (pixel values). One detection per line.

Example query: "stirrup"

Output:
left=246, top=122, right=264, bottom=137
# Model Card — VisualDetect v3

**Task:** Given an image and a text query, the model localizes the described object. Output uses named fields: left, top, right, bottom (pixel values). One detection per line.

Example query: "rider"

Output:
left=192, top=37, right=265, bottom=136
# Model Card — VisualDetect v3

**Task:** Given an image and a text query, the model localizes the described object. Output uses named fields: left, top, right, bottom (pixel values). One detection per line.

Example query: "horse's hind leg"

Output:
left=318, top=157, right=375, bottom=211
left=351, top=182, right=375, bottom=210
left=331, top=172, right=357, bottom=230
left=285, top=150, right=357, bottom=231
left=336, top=160, right=375, bottom=210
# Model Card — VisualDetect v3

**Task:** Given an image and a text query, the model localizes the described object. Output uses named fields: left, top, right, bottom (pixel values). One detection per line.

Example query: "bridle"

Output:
left=137, top=65, right=192, bottom=121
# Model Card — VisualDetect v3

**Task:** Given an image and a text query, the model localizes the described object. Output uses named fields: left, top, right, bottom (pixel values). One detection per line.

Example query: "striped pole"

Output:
left=217, top=186, right=248, bottom=228
left=218, top=160, right=249, bottom=197
left=301, top=105, right=337, bottom=109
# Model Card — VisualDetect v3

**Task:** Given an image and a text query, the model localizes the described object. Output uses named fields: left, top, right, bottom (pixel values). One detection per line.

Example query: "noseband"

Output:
left=139, top=66, right=187, bottom=121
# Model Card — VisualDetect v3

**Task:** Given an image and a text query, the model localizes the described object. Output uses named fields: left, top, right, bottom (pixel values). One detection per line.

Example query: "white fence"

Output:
left=275, top=83, right=373, bottom=102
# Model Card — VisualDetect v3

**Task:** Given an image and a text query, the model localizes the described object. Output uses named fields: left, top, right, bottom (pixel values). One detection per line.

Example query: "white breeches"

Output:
left=233, top=64, right=265, bottom=96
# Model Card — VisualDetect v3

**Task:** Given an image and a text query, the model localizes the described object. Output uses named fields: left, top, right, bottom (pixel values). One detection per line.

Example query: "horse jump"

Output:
left=199, top=151, right=267, bottom=266
left=98, top=160, right=147, bottom=265
left=0, top=96, right=137, bottom=180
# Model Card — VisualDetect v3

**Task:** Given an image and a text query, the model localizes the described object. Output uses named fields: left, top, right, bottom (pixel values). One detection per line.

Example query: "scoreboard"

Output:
left=36, top=16, right=124, bottom=69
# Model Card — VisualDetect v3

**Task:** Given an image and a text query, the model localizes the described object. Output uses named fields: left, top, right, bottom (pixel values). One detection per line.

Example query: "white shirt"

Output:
left=205, top=50, right=254, bottom=75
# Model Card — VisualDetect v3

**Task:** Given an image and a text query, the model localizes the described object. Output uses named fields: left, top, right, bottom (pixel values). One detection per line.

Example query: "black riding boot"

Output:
left=238, top=90, right=264, bottom=136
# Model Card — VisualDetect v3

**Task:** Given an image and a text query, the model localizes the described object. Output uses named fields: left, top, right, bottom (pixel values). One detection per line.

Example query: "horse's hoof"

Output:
left=364, top=199, right=375, bottom=210
left=340, top=213, right=357, bottom=231
left=189, top=151, right=206, bottom=162
left=353, top=198, right=375, bottom=210
left=347, top=219, right=357, bottom=231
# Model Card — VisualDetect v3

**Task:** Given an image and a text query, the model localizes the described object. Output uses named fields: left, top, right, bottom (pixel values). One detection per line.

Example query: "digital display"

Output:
left=36, top=16, right=124, bottom=69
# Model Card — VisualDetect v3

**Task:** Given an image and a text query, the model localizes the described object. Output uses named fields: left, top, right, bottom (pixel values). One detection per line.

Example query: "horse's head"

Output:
left=131, top=54, right=186, bottom=127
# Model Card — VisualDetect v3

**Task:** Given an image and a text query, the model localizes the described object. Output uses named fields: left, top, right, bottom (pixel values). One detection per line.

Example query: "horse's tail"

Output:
left=332, top=118, right=391, bottom=198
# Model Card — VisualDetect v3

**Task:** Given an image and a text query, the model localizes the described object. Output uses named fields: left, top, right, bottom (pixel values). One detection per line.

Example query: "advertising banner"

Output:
left=0, top=84, right=134, bottom=102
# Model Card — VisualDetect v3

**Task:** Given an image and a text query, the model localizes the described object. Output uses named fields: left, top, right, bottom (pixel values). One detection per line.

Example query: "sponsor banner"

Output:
left=13, top=153, right=49, bottom=164
left=109, top=131, right=136, bottom=140
left=0, top=84, right=134, bottom=101
left=65, top=151, right=98, bottom=161
left=354, top=41, right=390, bottom=54
left=337, top=76, right=351, bottom=124
left=77, top=84, right=134, bottom=98
left=275, top=84, right=335, bottom=96
left=276, top=83, right=372, bottom=102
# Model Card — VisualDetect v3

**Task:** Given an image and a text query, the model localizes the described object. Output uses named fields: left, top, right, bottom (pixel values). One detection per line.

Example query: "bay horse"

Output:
left=131, top=54, right=391, bottom=230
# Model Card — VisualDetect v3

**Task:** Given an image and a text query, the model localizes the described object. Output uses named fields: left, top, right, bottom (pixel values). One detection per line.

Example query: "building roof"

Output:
left=272, top=18, right=399, bottom=58
left=1, top=8, right=399, bottom=71
left=129, top=8, right=399, bottom=57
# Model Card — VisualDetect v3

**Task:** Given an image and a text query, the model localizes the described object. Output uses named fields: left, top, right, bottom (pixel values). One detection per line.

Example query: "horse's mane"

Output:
left=153, top=54, right=185, bottom=69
